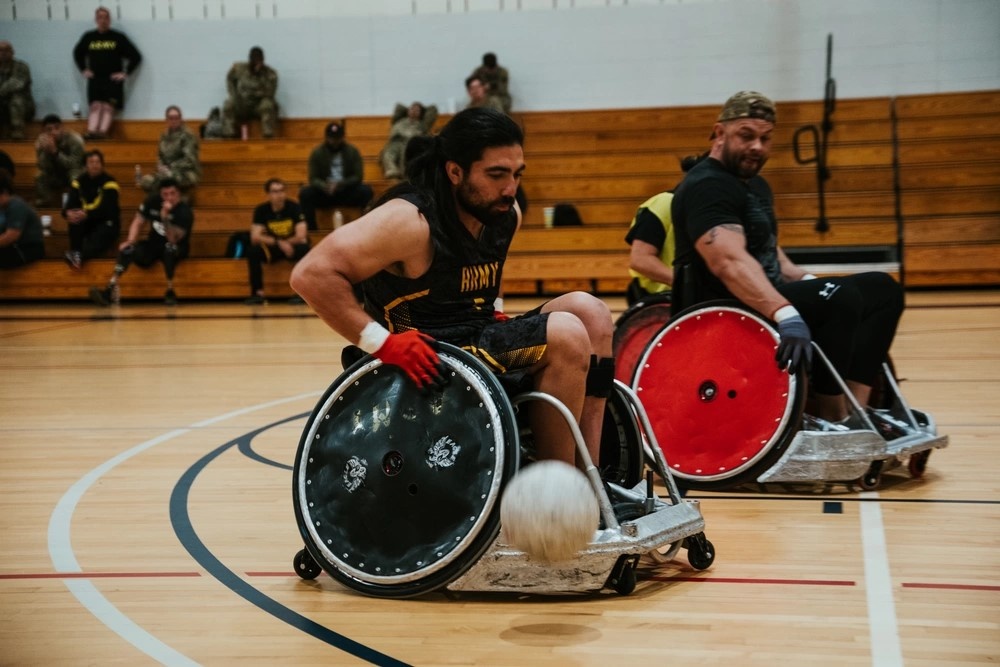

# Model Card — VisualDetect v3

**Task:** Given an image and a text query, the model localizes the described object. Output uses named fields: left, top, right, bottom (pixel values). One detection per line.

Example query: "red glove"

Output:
left=374, top=330, right=444, bottom=389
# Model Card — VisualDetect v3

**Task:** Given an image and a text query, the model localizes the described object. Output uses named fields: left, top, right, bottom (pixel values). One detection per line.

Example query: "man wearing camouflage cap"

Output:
left=670, top=91, right=905, bottom=426
left=221, top=46, right=278, bottom=139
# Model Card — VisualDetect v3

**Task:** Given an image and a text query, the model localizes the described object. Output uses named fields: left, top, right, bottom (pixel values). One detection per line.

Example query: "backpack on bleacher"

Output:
left=225, top=231, right=251, bottom=258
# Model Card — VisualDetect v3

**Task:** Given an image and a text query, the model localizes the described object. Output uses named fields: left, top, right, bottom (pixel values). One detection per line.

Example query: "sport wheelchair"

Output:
left=614, top=294, right=949, bottom=491
left=292, top=342, right=715, bottom=598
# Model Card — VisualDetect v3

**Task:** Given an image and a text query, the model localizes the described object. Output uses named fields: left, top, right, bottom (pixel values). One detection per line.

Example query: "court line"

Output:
left=859, top=490, right=904, bottom=667
left=46, top=392, right=319, bottom=667
left=169, top=419, right=411, bottom=667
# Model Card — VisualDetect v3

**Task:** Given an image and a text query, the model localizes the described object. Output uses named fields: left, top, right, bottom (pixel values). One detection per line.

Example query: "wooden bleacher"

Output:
left=1, top=90, right=997, bottom=302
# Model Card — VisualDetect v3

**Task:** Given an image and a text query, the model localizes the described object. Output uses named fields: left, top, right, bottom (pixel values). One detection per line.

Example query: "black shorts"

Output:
left=457, top=309, right=550, bottom=374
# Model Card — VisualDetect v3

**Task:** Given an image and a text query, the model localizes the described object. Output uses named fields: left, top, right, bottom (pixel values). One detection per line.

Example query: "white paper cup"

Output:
left=543, top=207, right=554, bottom=228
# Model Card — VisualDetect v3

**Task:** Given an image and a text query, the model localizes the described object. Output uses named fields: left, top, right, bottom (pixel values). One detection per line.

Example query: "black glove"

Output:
left=775, top=314, right=812, bottom=374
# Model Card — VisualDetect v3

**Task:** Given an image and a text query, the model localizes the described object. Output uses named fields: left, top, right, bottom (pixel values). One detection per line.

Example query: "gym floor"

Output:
left=1, top=291, right=997, bottom=666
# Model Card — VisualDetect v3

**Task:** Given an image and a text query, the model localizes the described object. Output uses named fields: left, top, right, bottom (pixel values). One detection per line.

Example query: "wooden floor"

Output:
left=1, top=291, right=998, bottom=666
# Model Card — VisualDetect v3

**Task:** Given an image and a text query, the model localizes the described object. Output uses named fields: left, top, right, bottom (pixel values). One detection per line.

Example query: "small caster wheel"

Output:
left=857, top=470, right=881, bottom=491
left=857, top=461, right=884, bottom=491
left=607, top=554, right=639, bottom=596
left=908, top=450, right=931, bottom=479
left=294, top=548, right=321, bottom=580
left=612, top=564, right=636, bottom=596
left=685, top=533, right=715, bottom=571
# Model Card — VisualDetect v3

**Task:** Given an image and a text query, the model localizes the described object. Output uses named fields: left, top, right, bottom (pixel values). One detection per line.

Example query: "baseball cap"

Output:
left=717, top=91, right=776, bottom=123
left=325, top=120, right=345, bottom=138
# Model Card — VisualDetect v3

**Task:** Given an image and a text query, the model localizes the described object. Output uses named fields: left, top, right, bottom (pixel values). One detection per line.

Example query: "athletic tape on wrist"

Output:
left=493, top=297, right=504, bottom=312
left=357, top=321, right=390, bottom=354
left=773, top=304, right=800, bottom=323
left=802, top=273, right=817, bottom=281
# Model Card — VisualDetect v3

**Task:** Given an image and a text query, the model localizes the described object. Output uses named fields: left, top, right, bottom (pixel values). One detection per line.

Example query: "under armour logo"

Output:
left=818, top=282, right=840, bottom=299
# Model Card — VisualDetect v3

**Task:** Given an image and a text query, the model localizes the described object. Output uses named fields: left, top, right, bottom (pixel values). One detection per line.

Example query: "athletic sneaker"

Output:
left=164, top=288, right=178, bottom=306
left=867, top=409, right=910, bottom=441
left=244, top=294, right=265, bottom=305
left=88, top=283, right=120, bottom=306
left=64, top=250, right=83, bottom=270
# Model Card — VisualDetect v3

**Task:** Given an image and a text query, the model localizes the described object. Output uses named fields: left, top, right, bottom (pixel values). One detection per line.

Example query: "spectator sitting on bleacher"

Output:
left=624, top=152, right=707, bottom=305
left=469, top=52, right=511, bottom=113
left=89, top=177, right=193, bottom=307
left=298, top=120, right=373, bottom=231
left=464, top=75, right=504, bottom=113
left=34, top=114, right=85, bottom=208
left=62, top=149, right=120, bottom=270
left=244, top=178, right=310, bottom=305
left=137, top=105, right=200, bottom=197
left=0, top=41, right=36, bottom=140
left=221, top=46, right=278, bottom=139
left=0, top=169, right=45, bottom=269
left=379, top=102, right=438, bottom=180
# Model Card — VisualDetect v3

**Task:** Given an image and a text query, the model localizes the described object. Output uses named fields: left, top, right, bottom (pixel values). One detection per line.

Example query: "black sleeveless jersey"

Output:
left=361, top=192, right=517, bottom=344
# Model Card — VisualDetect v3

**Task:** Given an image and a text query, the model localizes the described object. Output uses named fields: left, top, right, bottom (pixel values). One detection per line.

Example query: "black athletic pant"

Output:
left=115, top=236, right=189, bottom=281
left=777, top=272, right=904, bottom=395
left=69, top=219, right=119, bottom=260
left=298, top=184, right=374, bottom=230
left=246, top=241, right=309, bottom=293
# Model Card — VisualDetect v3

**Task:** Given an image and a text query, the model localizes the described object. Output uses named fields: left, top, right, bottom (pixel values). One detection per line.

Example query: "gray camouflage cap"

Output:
left=717, top=91, right=776, bottom=123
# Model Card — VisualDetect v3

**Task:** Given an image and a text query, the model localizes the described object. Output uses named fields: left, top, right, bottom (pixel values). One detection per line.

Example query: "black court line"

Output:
left=169, top=414, right=411, bottom=667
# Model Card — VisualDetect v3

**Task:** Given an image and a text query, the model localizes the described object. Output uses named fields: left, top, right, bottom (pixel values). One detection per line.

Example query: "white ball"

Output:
left=500, top=460, right=599, bottom=562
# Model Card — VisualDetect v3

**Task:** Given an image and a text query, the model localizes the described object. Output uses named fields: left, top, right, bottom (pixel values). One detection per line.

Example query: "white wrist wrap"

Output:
left=773, top=305, right=800, bottom=323
left=802, top=273, right=817, bottom=281
left=357, top=321, right=389, bottom=354
left=493, top=297, right=504, bottom=312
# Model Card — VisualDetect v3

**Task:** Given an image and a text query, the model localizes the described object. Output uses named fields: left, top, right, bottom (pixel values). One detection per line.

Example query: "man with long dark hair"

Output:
left=292, top=108, right=614, bottom=467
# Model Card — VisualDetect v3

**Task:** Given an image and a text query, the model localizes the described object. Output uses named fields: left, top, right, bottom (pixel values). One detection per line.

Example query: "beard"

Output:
left=720, top=143, right=767, bottom=180
left=455, top=178, right=516, bottom=227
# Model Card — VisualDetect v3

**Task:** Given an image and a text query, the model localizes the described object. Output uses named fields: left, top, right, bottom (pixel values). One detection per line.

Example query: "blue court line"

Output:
left=169, top=415, right=411, bottom=667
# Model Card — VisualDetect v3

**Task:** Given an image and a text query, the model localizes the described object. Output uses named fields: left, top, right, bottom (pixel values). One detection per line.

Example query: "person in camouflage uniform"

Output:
left=379, top=102, right=438, bottom=179
left=221, top=46, right=278, bottom=139
left=464, top=75, right=505, bottom=114
left=34, top=114, right=85, bottom=207
left=470, top=52, right=511, bottom=113
left=0, top=41, right=35, bottom=140
left=138, top=105, right=201, bottom=195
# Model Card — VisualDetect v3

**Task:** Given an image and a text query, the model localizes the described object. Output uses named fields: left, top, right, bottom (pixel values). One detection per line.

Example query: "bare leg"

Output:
left=846, top=380, right=872, bottom=407
left=87, top=102, right=102, bottom=134
left=97, top=102, right=114, bottom=136
left=807, top=392, right=848, bottom=422
left=531, top=292, right=614, bottom=467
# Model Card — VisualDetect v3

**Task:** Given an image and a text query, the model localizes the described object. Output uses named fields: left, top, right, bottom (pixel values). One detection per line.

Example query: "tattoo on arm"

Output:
left=705, top=224, right=745, bottom=244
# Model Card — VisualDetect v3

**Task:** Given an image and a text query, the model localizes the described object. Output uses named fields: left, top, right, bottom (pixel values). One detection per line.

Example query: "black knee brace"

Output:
left=585, top=355, right=616, bottom=398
